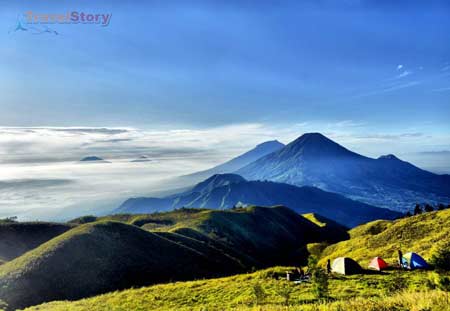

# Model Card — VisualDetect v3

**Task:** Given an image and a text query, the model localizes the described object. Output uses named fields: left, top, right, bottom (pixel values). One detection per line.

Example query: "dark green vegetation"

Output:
left=0, top=206, right=348, bottom=310
left=1, top=207, right=448, bottom=310
left=20, top=208, right=450, bottom=311
left=0, top=222, right=72, bottom=263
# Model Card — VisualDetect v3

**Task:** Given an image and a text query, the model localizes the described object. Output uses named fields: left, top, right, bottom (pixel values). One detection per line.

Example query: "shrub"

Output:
left=424, top=204, right=434, bottom=212
left=311, top=267, right=329, bottom=300
left=252, top=283, right=267, bottom=305
left=430, top=239, right=450, bottom=271
left=275, top=280, right=294, bottom=306
left=427, top=272, right=450, bottom=291
left=384, top=272, right=408, bottom=294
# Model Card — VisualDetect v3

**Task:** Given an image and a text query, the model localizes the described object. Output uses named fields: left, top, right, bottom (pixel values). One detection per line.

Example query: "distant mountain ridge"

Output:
left=79, top=156, right=108, bottom=163
left=237, top=133, right=450, bottom=211
left=115, top=173, right=401, bottom=227
left=182, top=140, right=284, bottom=182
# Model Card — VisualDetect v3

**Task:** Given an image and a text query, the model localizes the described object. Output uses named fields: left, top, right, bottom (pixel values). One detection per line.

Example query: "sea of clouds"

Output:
left=0, top=124, right=448, bottom=221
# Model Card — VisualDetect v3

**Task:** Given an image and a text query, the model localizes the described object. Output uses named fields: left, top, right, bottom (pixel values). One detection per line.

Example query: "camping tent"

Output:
left=331, top=257, right=362, bottom=275
left=402, top=252, right=429, bottom=270
left=368, top=257, right=388, bottom=271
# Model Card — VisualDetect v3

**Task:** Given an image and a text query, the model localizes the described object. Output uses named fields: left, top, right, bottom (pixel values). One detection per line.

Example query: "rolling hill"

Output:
left=237, top=133, right=450, bottom=212
left=0, top=206, right=347, bottom=310
left=116, top=174, right=401, bottom=227
left=0, top=222, right=72, bottom=263
left=21, top=209, right=450, bottom=311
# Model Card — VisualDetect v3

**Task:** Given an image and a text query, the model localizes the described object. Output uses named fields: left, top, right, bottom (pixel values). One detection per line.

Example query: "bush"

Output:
left=430, top=239, right=450, bottom=271
left=275, top=280, right=294, bottom=306
left=424, top=204, right=434, bottom=212
left=311, top=267, right=329, bottom=300
left=384, top=272, right=408, bottom=294
left=427, top=272, right=450, bottom=291
left=252, top=283, right=267, bottom=305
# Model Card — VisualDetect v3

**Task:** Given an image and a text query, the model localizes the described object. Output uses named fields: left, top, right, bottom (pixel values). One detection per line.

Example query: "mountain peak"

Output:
left=378, top=154, right=400, bottom=161
left=80, top=156, right=105, bottom=162
left=256, top=140, right=284, bottom=148
left=282, top=132, right=361, bottom=159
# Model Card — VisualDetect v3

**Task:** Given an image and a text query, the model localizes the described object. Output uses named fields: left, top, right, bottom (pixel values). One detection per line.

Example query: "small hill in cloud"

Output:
left=79, top=156, right=109, bottom=163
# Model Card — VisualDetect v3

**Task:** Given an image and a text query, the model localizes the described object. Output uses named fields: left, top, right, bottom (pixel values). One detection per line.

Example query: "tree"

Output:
left=424, top=204, right=434, bottom=212
left=414, top=204, right=422, bottom=215
left=437, top=203, right=445, bottom=210
left=405, top=211, right=412, bottom=217
left=0, top=216, right=17, bottom=224
left=308, top=255, right=329, bottom=300
left=311, top=267, right=329, bottom=300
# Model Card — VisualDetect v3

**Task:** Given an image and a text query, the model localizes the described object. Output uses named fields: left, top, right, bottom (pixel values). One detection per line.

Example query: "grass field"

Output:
left=319, top=209, right=450, bottom=266
left=23, top=267, right=450, bottom=311
left=2, top=208, right=449, bottom=310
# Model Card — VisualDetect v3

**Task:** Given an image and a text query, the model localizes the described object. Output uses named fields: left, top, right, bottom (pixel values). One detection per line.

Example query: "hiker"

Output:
left=326, top=259, right=331, bottom=274
left=297, top=267, right=305, bottom=279
left=398, top=250, right=403, bottom=269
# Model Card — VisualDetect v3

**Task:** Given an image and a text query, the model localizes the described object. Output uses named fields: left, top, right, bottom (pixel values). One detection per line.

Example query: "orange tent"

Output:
left=368, top=257, right=388, bottom=271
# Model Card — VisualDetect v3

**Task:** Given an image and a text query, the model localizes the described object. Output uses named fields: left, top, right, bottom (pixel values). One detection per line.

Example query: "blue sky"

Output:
left=0, top=1, right=449, bottom=167
left=0, top=1, right=450, bottom=219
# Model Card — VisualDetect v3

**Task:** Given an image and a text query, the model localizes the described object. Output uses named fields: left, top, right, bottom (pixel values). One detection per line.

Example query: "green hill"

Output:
left=0, top=222, right=72, bottom=263
left=0, top=221, right=245, bottom=310
left=319, top=209, right=450, bottom=266
left=0, top=206, right=347, bottom=310
left=20, top=210, right=450, bottom=311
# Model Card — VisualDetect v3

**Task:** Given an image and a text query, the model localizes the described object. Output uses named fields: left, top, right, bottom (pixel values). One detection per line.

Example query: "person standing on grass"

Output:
left=398, top=250, right=403, bottom=269
left=326, top=259, right=331, bottom=274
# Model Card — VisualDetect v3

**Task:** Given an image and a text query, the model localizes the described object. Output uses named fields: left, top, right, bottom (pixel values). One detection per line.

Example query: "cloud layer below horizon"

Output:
left=0, top=123, right=449, bottom=220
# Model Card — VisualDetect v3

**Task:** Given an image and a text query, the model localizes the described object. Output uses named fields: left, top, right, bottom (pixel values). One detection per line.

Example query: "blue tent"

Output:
left=403, top=252, right=429, bottom=270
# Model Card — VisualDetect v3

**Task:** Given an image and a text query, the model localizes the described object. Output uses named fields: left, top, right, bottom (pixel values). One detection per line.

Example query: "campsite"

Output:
left=4, top=207, right=448, bottom=311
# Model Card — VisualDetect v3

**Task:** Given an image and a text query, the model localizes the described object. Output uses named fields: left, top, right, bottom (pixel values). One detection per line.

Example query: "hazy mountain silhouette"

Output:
left=182, top=140, right=284, bottom=182
left=115, top=173, right=400, bottom=227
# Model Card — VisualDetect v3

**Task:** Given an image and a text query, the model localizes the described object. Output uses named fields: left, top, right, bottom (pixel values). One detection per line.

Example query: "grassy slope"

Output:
left=319, top=209, right=450, bottom=266
left=0, top=221, right=245, bottom=310
left=23, top=267, right=449, bottom=311
left=72, top=206, right=348, bottom=266
left=0, top=222, right=72, bottom=263
left=23, top=209, right=450, bottom=311
left=0, top=206, right=347, bottom=310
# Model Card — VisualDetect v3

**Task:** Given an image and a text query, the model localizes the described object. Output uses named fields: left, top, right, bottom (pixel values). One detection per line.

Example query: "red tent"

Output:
left=368, top=257, right=388, bottom=271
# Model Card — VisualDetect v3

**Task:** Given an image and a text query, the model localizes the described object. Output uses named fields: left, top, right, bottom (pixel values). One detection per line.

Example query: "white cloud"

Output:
left=396, top=70, right=412, bottom=79
left=0, top=124, right=448, bottom=220
left=397, top=64, right=403, bottom=70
